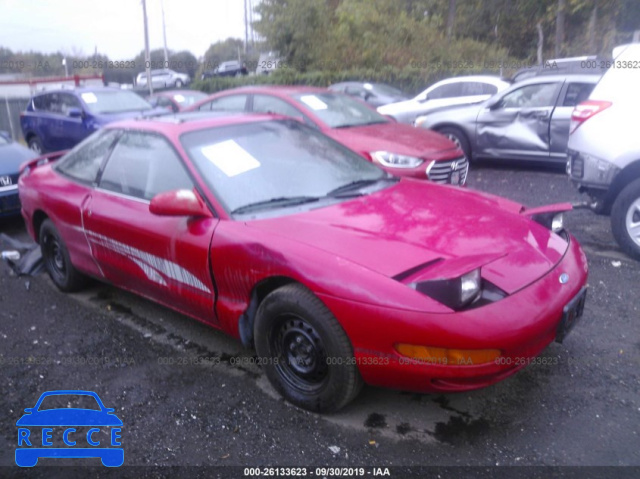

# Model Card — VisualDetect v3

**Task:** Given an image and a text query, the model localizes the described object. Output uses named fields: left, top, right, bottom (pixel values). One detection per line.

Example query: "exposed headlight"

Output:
left=371, top=151, right=423, bottom=169
left=532, top=212, right=564, bottom=233
left=410, top=268, right=482, bottom=310
left=414, top=116, right=428, bottom=128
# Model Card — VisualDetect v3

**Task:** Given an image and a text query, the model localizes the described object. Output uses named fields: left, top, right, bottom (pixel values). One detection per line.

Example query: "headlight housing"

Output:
left=532, top=212, right=564, bottom=234
left=410, top=268, right=482, bottom=311
left=371, top=151, right=424, bottom=169
left=414, top=116, right=428, bottom=128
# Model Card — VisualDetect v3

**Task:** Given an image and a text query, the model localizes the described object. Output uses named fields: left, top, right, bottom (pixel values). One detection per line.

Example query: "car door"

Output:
left=475, top=81, right=562, bottom=160
left=34, top=93, right=63, bottom=151
left=548, top=81, right=595, bottom=161
left=55, top=93, right=90, bottom=148
left=421, top=82, right=464, bottom=111
left=82, top=130, right=219, bottom=322
left=196, top=94, right=249, bottom=112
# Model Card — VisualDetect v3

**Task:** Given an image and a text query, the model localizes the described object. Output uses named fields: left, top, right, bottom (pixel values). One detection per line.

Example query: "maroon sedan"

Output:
left=188, top=86, right=468, bottom=185
left=19, top=113, right=588, bottom=412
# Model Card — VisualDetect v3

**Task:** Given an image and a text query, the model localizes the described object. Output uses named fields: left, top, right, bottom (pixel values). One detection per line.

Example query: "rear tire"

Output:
left=438, top=126, right=472, bottom=162
left=254, top=284, right=363, bottom=412
left=611, top=178, right=640, bottom=260
left=40, top=219, right=87, bottom=292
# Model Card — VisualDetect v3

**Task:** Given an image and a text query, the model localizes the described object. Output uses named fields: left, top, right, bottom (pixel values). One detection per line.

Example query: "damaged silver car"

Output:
left=415, top=74, right=599, bottom=165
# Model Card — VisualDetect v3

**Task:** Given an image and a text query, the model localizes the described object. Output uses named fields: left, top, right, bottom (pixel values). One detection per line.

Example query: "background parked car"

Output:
left=136, top=69, right=190, bottom=88
left=567, top=43, right=640, bottom=260
left=416, top=74, right=598, bottom=165
left=188, top=86, right=468, bottom=185
left=377, top=76, right=510, bottom=124
left=201, top=61, right=248, bottom=79
left=147, top=90, right=208, bottom=113
left=329, top=82, right=409, bottom=107
left=20, top=87, right=165, bottom=153
left=0, top=130, right=37, bottom=217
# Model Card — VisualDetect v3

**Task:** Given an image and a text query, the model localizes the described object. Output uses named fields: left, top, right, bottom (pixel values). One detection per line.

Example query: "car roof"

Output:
left=435, top=75, right=509, bottom=85
left=513, top=74, right=600, bottom=86
left=215, top=85, right=330, bottom=96
left=33, top=86, right=123, bottom=96
left=104, top=110, right=289, bottom=135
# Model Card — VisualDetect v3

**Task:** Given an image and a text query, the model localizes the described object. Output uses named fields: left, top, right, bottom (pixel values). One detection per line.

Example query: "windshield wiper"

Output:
left=231, top=196, right=321, bottom=215
left=325, top=177, right=396, bottom=197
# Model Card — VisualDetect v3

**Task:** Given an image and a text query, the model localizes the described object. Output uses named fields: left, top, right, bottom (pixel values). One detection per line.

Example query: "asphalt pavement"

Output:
left=0, top=163, right=639, bottom=478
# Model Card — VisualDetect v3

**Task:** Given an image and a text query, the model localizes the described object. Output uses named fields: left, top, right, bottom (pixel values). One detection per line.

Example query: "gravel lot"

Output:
left=0, top=162, right=639, bottom=478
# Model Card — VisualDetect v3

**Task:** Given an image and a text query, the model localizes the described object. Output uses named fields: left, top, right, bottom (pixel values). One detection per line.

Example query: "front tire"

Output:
left=174, top=79, right=183, bottom=88
left=438, top=126, right=472, bottom=161
left=611, top=178, right=640, bottom=260
left=40, top=219, right=87, bottom=292
left=28, top=136, right=44, bottom=155
left=254, top=284, right=363, bottom=412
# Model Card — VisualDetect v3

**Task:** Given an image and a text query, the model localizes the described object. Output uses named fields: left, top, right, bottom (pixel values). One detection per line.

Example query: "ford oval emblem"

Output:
left=559, top=273, right=570, bottom=284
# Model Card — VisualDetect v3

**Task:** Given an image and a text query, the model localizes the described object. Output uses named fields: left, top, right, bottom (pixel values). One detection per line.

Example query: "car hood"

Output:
left=377, top=98, right=420, bottom=115
left=326, top=122, right=460, bottom=159
left=16, top=409, right=123, bottom=427
left=0, top=143, right=38, bottom=175
left=247, top=180, right=568, bottom=294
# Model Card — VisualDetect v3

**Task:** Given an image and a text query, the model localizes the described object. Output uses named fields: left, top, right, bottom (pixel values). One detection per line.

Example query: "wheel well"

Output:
left=32, top=210, right=49, bottom=244
left=238, top=276, right=297, bottom=348
left=604, top=159, right=640, bottom=214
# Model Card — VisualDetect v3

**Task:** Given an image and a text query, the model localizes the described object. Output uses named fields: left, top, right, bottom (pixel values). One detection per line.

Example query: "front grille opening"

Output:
left=427, top=156, right=469, bottom=185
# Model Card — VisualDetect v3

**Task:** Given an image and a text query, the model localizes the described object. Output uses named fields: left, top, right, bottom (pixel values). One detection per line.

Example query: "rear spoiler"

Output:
left=19, top=150, right=69, bottom=175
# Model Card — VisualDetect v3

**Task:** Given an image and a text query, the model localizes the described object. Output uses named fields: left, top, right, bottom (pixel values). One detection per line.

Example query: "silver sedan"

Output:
left=415, top=74, right=599, bottom=165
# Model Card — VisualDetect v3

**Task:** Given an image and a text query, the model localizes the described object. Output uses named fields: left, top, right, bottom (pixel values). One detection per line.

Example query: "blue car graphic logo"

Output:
left=16, top=390, right=123, bottom=467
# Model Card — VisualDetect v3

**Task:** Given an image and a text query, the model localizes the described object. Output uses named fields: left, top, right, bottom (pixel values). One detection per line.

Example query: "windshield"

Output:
left=173, top=92, right=207, bottom=106
left=81, top=90, right=153, bottom=114
left=292, top=92, right=389, bottom=128
left=181, top=120, right=388, bottom=216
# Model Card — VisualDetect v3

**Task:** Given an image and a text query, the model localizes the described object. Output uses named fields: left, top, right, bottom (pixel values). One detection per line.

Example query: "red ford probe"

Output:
left=18, top=112, right=588, bottom=412
left=187, top=86, right=469, bottom=186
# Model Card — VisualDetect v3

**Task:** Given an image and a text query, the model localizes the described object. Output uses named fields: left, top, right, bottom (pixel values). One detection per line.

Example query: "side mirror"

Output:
left=486, top=97, right=502, bottom=110
left=149, top=189, right=212, bottom=218
left=68, top=107, right=83, bottom=118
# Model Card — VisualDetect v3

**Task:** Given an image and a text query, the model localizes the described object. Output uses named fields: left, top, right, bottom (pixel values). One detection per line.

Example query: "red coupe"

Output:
left=188, top=86, right=468, bottom=186
left=19, top=112, right=588, bottom=412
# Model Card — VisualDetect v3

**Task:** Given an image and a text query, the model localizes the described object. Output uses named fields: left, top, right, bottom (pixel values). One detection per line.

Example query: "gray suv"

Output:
left=567, top=44, right=640, bottom=259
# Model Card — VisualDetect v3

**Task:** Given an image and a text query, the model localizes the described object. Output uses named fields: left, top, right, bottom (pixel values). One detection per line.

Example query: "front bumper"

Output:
left=319, top=234, right=588, bottom=393
left=0, top=186, right=20, bottom=217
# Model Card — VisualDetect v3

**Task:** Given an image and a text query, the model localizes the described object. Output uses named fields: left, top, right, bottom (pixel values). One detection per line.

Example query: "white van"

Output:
left=567, top=43, right=640, bottom=259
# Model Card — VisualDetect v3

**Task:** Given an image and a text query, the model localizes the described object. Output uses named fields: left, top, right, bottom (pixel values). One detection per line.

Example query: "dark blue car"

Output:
left=0, top=131, right=37, bottom=217
left=20, top=87, right=166, bottom=154
left=16, top=390, right=123, bottom=467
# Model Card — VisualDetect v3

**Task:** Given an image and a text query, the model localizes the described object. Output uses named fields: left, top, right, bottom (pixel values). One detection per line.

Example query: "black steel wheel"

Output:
left=39, top=219, right=87, bottom=292
left=254, top=284, right=363, bottom=412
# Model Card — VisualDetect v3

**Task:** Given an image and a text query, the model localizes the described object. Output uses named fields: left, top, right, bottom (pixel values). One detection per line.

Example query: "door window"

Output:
left=253, top=95, right=303, bottom=118
left=428, top=83, right=463, bottom=99
left=499, top=83, right=558, bottom=109
left=99, top=131, right=193, bottom=200
left=198, top=95, right=248, bottom=112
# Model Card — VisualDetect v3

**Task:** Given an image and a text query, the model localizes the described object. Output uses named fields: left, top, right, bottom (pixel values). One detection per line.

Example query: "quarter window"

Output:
left=562, top=83, right=595, bottom=107
left=55, top=129, right=120, bottom=183
left=99, top=131, right=193, bottom=200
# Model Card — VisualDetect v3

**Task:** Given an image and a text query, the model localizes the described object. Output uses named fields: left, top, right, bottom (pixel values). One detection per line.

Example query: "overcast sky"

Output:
left=0, top=0, right=253, bottom=59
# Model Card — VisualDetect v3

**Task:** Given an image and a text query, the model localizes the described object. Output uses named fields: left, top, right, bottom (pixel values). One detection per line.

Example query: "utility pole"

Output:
left=161, top=0, right=169, bottom=66
left=244, top=0, right=249, bottom=54
left=142, top=0, right=153, bottom=94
